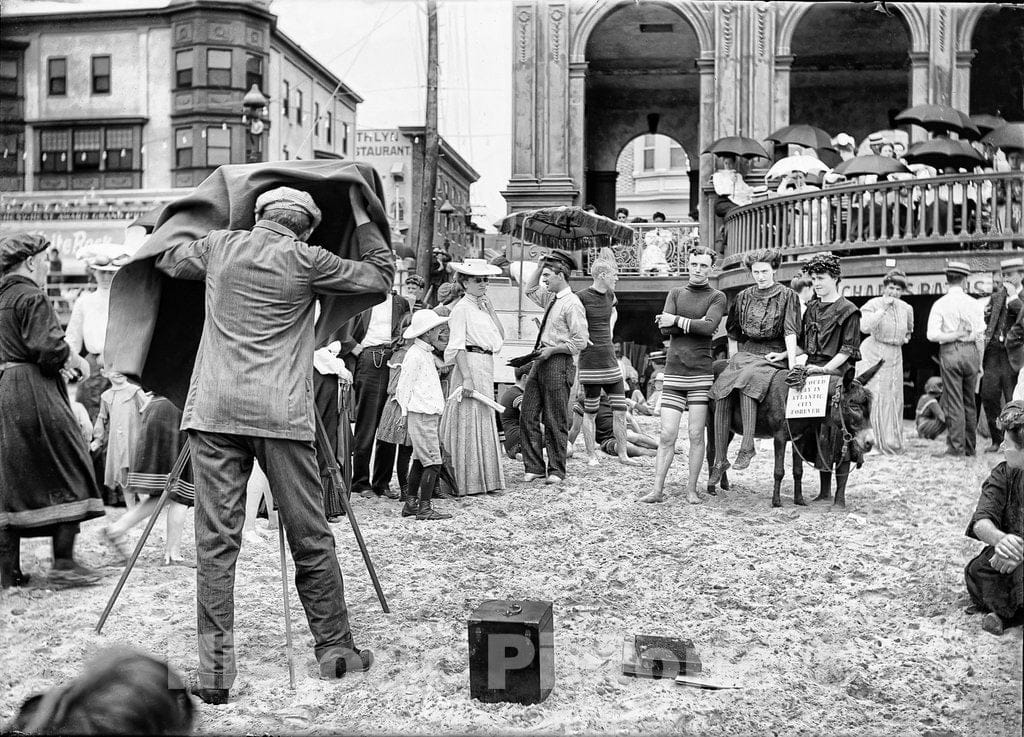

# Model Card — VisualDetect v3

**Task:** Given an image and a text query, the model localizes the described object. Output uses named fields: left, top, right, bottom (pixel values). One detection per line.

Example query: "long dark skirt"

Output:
left=0, top=364, right=104, bottom=535
left=965, top=546, right=1024, bottom=621
left=125, top=397, right=194, bottom=507
left=708, top=350, right=784, bottom=402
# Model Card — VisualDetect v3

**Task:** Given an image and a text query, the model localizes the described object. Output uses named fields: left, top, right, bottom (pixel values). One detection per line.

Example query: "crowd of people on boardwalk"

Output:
left=1, top=179, right=1023, bottom=721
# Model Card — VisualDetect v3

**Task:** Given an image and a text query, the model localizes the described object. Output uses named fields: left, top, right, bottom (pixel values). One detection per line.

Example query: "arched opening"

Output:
left=789, top=3, right=911, bottom=144
left=614, top=133, right=691, bottom=222
left=583, top=1, right=700, bottom=219
left=970, top=7, right=1024, bottom=120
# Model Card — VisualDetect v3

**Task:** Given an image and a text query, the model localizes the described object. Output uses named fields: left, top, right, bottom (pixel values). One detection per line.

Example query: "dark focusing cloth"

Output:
left=709, top=283, right=801, bottom=402
left=104, top=160, right=394, bottom=411
left=799, top=296, right=862, bottom=371
left=964, top=461, right=1024, bottom=620
left=0, top=275, right=104, bottom=532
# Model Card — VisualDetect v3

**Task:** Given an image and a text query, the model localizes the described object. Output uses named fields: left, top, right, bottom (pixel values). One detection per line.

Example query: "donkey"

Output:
left=705, top=361, right=881, bottom=508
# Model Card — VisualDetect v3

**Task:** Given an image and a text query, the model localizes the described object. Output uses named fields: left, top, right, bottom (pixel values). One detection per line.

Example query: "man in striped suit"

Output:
left=576, top=257, right=636, bottom=466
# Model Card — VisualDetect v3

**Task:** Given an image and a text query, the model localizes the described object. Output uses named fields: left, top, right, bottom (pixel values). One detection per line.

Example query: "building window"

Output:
left=245, top=53, right=263, bottom=92
left=314, top=102, right=320, bottom=136
left=72, top=128, right=102, bottom=171
left=669, top=142, right=687, bottom=169
left=341, top=122, right=349, bottom=153
left=296, top=90, right=303, bottom=124
left=642, top=134, right=656, bottom=171
left=326, top=112, right=332, bottom=144
left=175, top=50, right=193, bottom=88
left=0, top=59, right=18, bottom=97
left=175, top=128, right=193, bottom=168
left=0, top=131, right=22, bottom=174
left=47, top=58, right=66, bottom=96
left=39, top=130, right=69, bottom=172
left=282, top=80, right=289, bottom=118
left=207, top=49, right=232, bottom=88
left=207, top=126, right=230, bottom=166
left=91, top=55, right=111, bottom=94
left=105, top=127, right=134, bottom=170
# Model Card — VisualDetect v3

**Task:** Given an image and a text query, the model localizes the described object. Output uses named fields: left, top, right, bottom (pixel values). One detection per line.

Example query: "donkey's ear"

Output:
left=854, top=359, right=884, bottom=386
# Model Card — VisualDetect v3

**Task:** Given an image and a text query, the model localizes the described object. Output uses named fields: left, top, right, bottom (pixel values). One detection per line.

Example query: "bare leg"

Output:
left=107, top=496, right=160, bottom=537
left=567, top=411, right=582, bottom=459
left=613, top=410, right=640, bottom=466
left=164, top=501, right=189, bottom=562
left=582, top=413, right=599, bottom=466
left=639, top=407, right=682, bottom=503
left=685, top=404, right=708, bottom=504
left=243, top=462, right=271, bottom=544
left=627, top=430, right=658, bottom=449
left=625, top=442, right=658, bottom=457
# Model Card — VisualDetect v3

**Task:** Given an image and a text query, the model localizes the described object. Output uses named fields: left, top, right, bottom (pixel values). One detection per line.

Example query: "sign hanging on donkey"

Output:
left=785, top=375, right=830, bottom=418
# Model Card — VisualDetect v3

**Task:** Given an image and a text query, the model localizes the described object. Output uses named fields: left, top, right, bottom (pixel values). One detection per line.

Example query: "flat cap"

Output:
left=404, top=274, right=426, bottom=287
left=945, top=260, right=971, bottom=276
left=0, top=233, right=49, bottom=273
left=542, top=249, right=577, bottom=275
left=1000, top=257, right=1024, bottom=271
left=254, top=186, right=322, bottom=232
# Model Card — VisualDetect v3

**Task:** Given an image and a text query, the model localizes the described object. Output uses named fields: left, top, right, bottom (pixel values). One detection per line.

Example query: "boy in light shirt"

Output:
left=396, top=309, right=453, bottom=521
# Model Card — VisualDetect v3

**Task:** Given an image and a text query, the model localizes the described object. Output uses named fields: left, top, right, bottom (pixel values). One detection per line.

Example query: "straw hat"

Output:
left=450, top=258, right=501, bottom=277
left=402, top=309, right=449, bottom=340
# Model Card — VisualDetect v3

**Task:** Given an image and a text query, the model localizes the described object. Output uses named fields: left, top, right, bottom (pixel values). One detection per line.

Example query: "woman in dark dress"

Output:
left=799, top=253, right=862, bottom=375
left=0, top=234, right=104, bottom=588
left=709, top=249, right=801, bottom=484
left=964, top=400, right=1024, bottom=636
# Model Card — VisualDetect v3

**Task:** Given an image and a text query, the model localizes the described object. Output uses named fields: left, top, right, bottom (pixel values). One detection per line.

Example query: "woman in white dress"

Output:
left=439, top=259, right=506, bottom=494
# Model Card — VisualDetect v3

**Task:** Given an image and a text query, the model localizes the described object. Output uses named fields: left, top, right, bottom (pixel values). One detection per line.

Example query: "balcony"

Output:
left=578, top=220, right=700, bottom=278
left=720, top=171, right=1024, bottom=281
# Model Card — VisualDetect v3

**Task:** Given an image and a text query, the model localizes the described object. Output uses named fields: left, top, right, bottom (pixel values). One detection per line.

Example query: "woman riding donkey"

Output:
left=708, top=249, right=801, bottom=486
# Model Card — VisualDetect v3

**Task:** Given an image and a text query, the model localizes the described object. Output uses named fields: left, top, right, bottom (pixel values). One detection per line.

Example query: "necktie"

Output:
left=533, top=297, right=558, bottom=351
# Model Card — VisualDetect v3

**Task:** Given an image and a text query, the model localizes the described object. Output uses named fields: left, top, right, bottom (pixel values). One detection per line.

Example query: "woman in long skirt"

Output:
left=0, top=234, right=104, bottom=588
left=439, top=260, right=506, bottom=495
left=855, top=269, right=914, bottom=454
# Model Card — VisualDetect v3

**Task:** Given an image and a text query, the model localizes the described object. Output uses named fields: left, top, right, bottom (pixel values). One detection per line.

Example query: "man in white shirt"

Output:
left=65, top=260, right=119, bottom=420
left=338, top=288, right=411, bottom=496
left=927, top=261, right=987, bottom=457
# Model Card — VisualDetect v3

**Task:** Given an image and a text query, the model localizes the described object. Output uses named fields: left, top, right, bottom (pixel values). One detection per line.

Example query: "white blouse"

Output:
left=444, top=295, right=503, bottom=362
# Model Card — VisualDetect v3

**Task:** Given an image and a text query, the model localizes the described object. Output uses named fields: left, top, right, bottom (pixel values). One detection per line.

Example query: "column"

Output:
left=540, top=3, right=574, bottom=189
left=952, top=50, right=976, bottom=114
left=744, top=3, right=775, bottom=142
left=510, top=2, right=537, bottom=183
left=772, top=55, right=793, bottom=136
left=697, top=56, right=717, bottom=250
left=568, top=61, right=588, bottom=205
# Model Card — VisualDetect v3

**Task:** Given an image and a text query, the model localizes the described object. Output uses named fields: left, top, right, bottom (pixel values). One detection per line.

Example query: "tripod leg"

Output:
left=314, top=413, right=390, bottom=614
left=96, top=444, right=191, bottom=634
left=278, top=516, right=296, bottom=690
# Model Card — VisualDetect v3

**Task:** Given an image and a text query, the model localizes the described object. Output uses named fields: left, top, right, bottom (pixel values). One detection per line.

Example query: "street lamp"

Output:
left=242, top=84, right=270, bottom=164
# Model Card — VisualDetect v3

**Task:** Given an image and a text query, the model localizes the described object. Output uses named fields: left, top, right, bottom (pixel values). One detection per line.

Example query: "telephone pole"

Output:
left=415, top=0, right=440, bottom=283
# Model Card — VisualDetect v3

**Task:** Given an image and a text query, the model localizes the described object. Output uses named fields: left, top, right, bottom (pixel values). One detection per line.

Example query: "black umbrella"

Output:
left=982, top=122, right=1024, bottom=153
left=832, top=155, right=911, bottom=178
left=703, top=136, right=769, bottom=160
left=904, top=138, right=986, bottom=170
left=895, top=104, right=979, bottom=139
left=766, top=124, right=834, bottom=152
left=971, top=114, right=1007, bottom=136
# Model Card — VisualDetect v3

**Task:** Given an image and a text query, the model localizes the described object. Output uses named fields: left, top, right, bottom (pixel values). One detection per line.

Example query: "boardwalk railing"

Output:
left=722, top=170, right=1024, bottom=268
left=580, top=221, right=700, bottom=276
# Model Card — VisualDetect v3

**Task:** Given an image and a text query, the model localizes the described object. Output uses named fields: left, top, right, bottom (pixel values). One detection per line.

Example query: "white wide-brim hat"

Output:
left=403, top=309, right=449, bottom=340
left=450, top=258, right=501, bottom=277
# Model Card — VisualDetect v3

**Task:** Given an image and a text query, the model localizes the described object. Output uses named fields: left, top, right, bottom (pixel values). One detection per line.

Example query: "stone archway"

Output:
left=581, top=1, right=702, bottom=218
left=970, top=5, right=1024, bottom=120
left=787, top=2, right=912, bottom=144
left=614, top=132, right=692, bottom=220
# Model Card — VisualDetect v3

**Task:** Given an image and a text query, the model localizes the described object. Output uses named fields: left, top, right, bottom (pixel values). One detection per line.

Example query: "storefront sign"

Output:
left=0, top=221, right=130, bottom=275
left=355, top=129, right=412, bottom=158
left=839, top=272, right=993, bottom=297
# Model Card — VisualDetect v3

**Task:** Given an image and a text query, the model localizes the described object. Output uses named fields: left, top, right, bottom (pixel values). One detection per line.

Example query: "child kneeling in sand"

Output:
left=396, top=310, right=453, bottom=521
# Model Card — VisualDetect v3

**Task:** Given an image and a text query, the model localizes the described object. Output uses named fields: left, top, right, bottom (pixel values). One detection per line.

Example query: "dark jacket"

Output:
left=336, top=293, right=411, bottom=359
left=989, top=289, right=1024, bottom=371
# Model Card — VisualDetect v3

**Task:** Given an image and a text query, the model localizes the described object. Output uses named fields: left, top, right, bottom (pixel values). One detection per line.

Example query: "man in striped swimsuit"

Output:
left=640, top=247, right=726, bottom=504
left=576, top=257, right=637, bottom=466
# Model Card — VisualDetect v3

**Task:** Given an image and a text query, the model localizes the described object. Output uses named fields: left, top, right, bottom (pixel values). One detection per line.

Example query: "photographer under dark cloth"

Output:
left=153, top=186, right=394, bottom=704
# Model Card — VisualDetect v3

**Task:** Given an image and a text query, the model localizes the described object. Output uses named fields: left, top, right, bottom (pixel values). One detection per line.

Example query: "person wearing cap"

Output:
left=522, top=249, right=589, bottom=485
left=981, top=258, right=1024, bottom=452
left=575, top=257, right=636, bottom=467
left=440, top=259, right=506, bottom=495
left=0, top=233, right=104, bottom=589
left=396, top=309, right=454, bottom=520
left=641, top=247, right=727, bottom=505
left=927, top=261, right=987, bottom=458
left=153, top=185, right=392, bottom=702
left=402, top=273, right=427, bottom=311
left=66, top=252, right=127, bottom=422
left=854, top=269, right=914, bottom=454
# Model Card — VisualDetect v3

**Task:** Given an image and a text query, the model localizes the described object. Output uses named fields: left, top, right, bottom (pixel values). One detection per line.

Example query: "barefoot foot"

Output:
left=638, top=491, right=666, bottom=503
